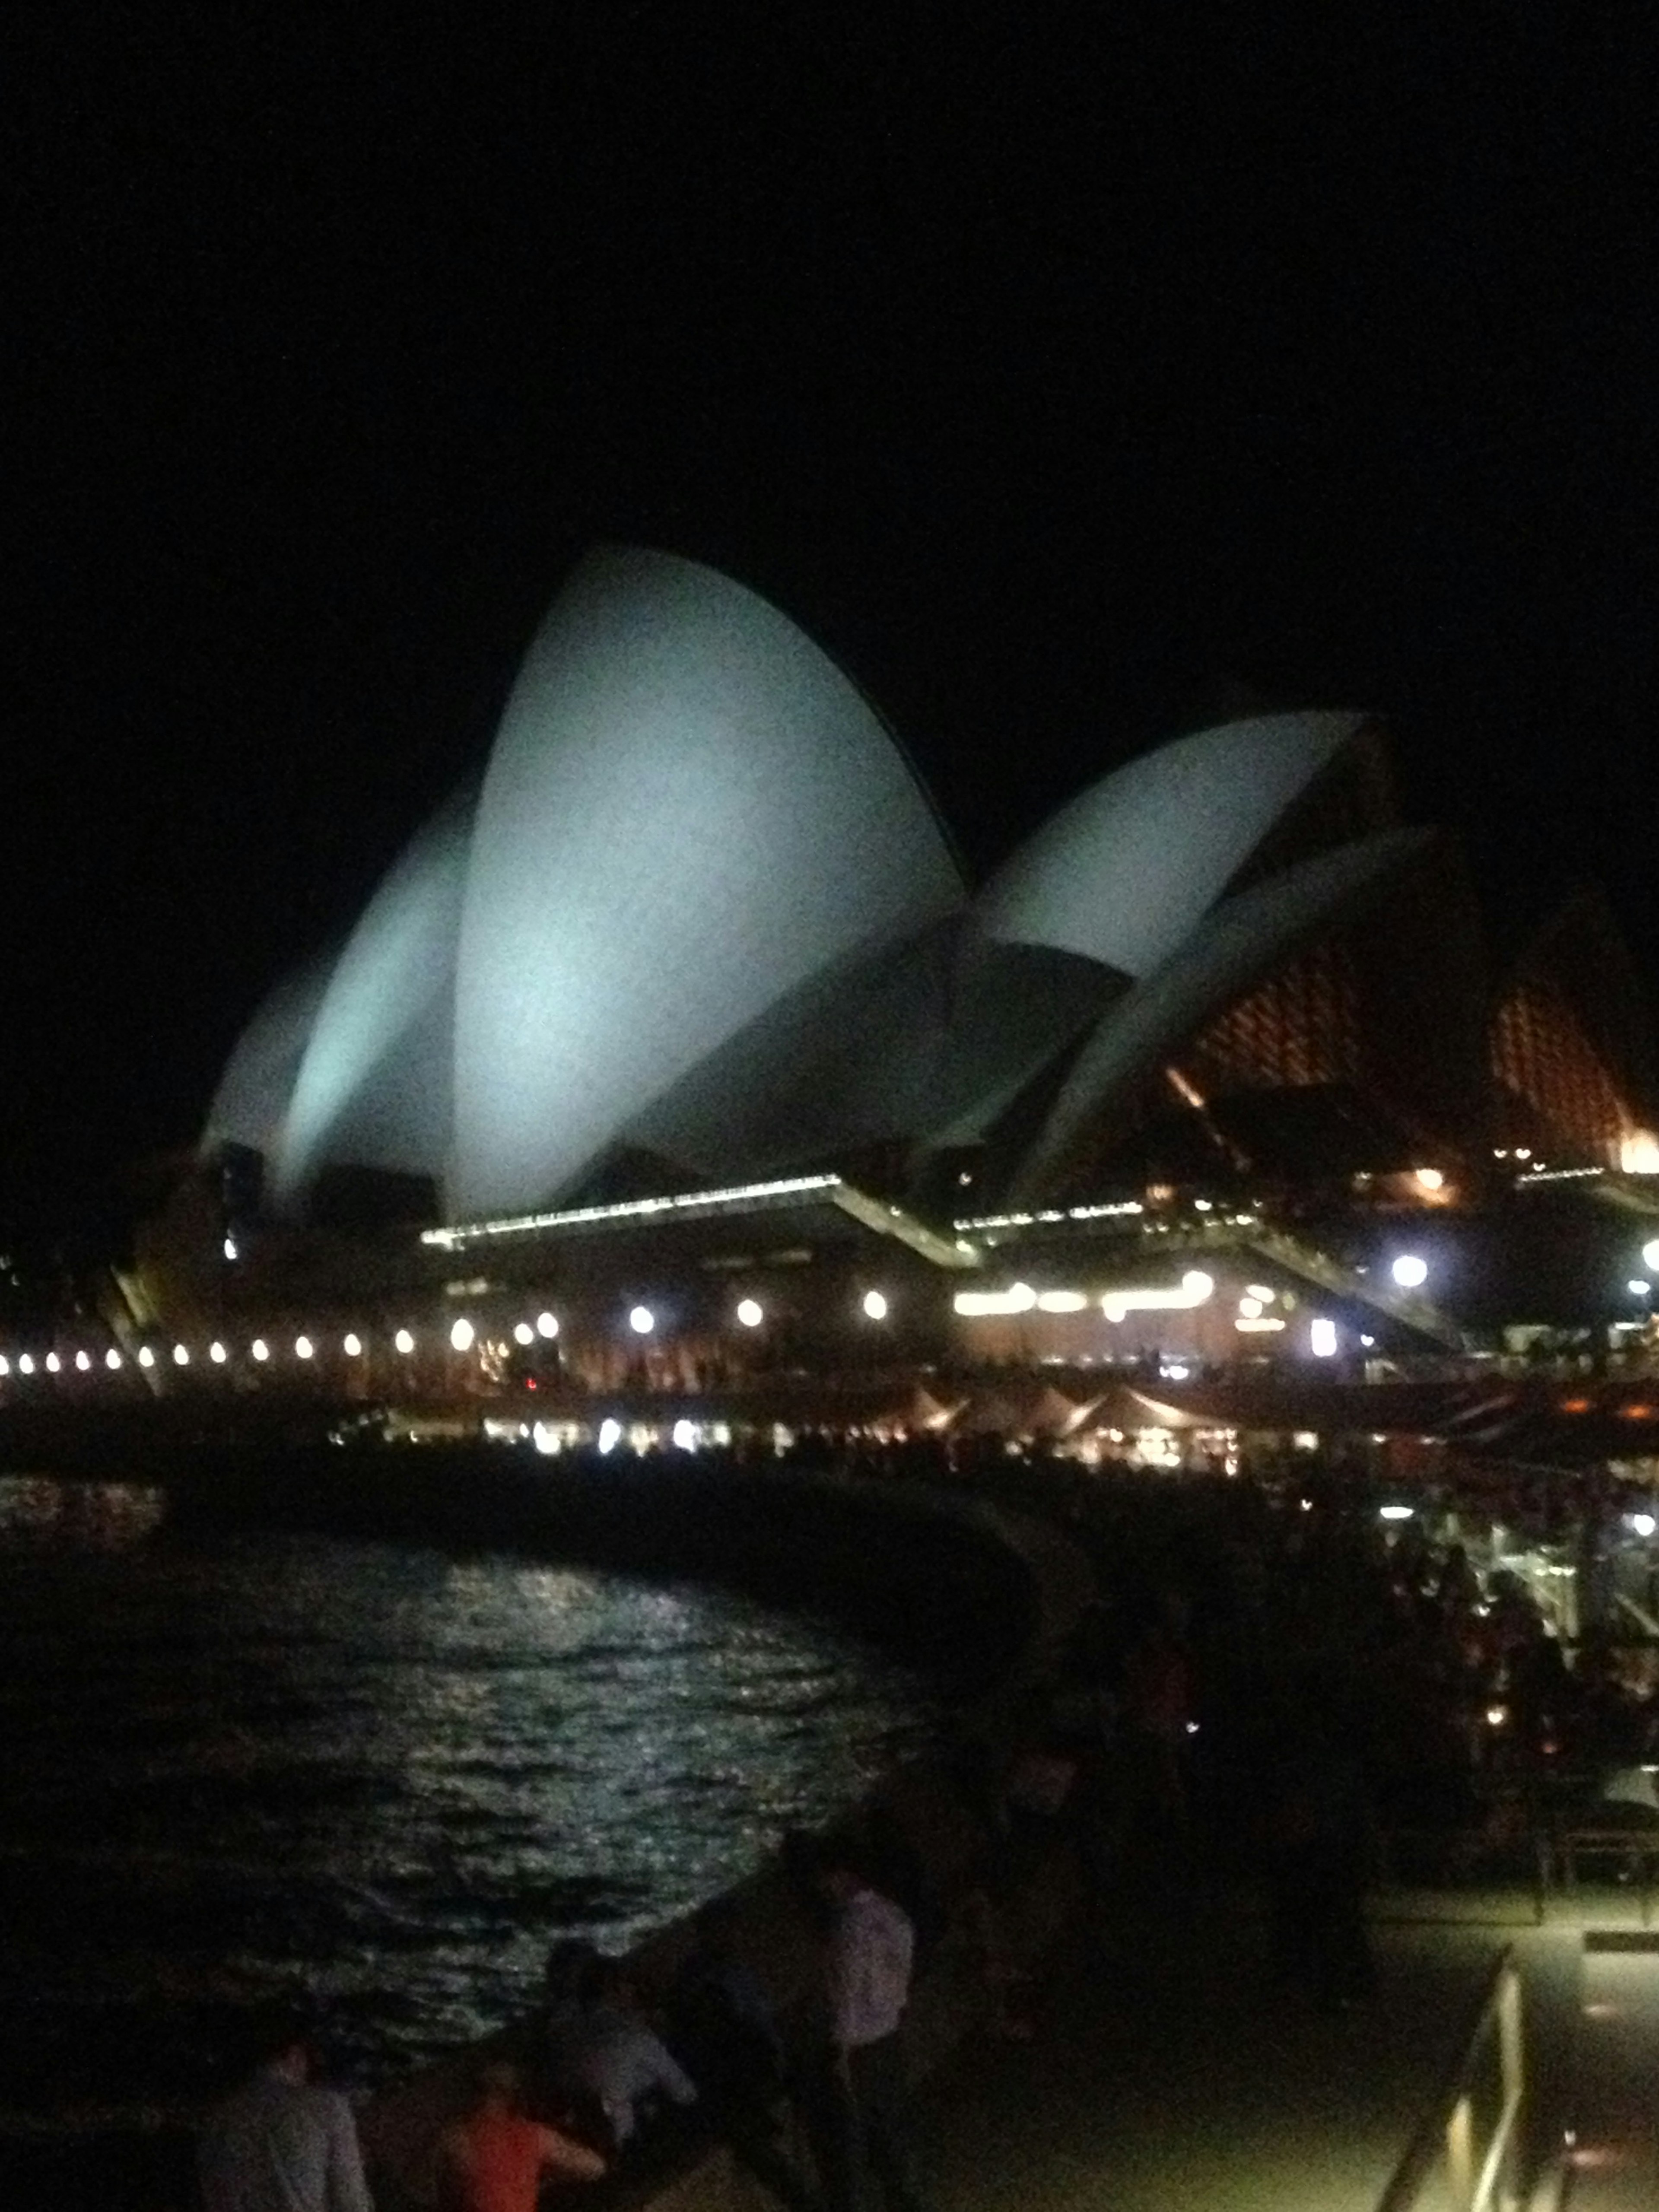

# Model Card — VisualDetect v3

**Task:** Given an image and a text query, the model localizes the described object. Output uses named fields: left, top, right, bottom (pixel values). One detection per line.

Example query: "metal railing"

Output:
left=1375, top=1947, right=1526, bottom=2212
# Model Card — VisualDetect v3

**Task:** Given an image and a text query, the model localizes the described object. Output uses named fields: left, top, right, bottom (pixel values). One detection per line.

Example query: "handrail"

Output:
left=1374, top=1946, right=1525, bottom=2212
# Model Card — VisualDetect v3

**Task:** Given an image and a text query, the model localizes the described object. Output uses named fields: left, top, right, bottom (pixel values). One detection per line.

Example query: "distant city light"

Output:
left=956, top=1282, right=1036, bottom=1317
left=223, top=1236, right=238, bottom=1262
left=251, top=1338, right=269, bottom=1362
left=74, top=1349, right=91, bottom=1372
left=449, top=1318, right=475, bottom=1353
left=294, top=1335, right=314, bottom=1360
left=536, top=1311, right=559, bottom=1339
left=597, top=1417, right=623, bottom=1454
left=512, top=1321, right=535, bottom=1346
left=1310, top=1318, right=1338, bottom=1357
left=172, top=1345, right=188, bottom=1367
left=210, top=1341, right=227, bottom=1363
left=1391, top=1254, right=1429, bottom=1288
left=394, top=1328, right=415, bottom=1354
left=343, top=1332, right=362, bottom=1356
left=629, top=1306, right=655, bottom=1336
left=736, top=1298, right=764, bottom=1328
left=861, top=1290, right=889, bottom=1321
left=105, top=1349, right=121, bottom=1370
left=1100, top=1271, right=1213, bottom=1323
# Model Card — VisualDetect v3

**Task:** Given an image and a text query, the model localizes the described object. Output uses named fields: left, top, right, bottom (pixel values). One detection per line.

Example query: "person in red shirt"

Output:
left=434, top=2060, right=605, bottom=2212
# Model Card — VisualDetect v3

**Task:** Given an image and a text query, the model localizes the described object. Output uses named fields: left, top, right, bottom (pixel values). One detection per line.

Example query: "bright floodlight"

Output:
left=1630, top=1513, right=1658, bottom=1538
left=394, top=1328, right=415, bottom=1354
left=251, top=1338, right=269, bottom=1362
left=343, top=1332, right=362, bottom=1356
left=74, top=1349, right=91, bottom=1372
left=172, top=1345, right=189, bottom=1367
left=512, top=1320, right=535, bottom=1346
left=597, top=1417, right=623, bottom=1455
left=210, top=1341, right=227, bottom=1363
left=536, top=1311, right=559, bottom=1339
left=1310, top=1317, right=1338, bottom=1357
left=449, top=1317, right=475, bottom=1353
left=105, top=1348, right=122, bottom=1370
left=629, top=1305, right=655, bottom=1336
left=294, top=1335, right=314, bottom=1360
left=862, top=1290, right=889, bottom=1321
left=1391, top=1254, right=1429, bottom=1289
left=736, top=1298, right=763, bottom=1328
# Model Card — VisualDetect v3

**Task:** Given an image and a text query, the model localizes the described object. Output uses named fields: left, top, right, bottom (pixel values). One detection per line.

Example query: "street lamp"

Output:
left=1391, top=1254, right=1429, bottom=1289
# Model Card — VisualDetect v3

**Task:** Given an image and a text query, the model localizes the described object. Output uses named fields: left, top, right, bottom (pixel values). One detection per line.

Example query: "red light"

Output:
left=524, top=1376, right=537, bottom=1389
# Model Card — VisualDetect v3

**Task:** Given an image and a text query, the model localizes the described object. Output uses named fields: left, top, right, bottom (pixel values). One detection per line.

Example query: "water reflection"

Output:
left=0, top=1473, right=168, bottom=1546
left=0, top=1473, right=948, bottom=2128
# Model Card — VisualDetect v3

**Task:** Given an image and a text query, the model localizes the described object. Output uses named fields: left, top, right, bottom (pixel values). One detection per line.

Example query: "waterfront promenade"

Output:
left=911, top=1887, right=1521, bottom=2212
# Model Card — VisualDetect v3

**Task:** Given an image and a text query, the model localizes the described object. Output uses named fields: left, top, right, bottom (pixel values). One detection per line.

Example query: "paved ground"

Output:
left=907, top=1881, right=1549, bottom=2212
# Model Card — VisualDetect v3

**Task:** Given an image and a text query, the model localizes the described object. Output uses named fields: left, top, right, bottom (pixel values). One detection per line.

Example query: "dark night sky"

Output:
left=5, top=10, right=1656, bottom=1232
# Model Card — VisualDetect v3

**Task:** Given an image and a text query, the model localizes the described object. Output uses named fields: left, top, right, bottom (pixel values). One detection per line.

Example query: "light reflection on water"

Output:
left=0, top=1475, right=952, bottom=2127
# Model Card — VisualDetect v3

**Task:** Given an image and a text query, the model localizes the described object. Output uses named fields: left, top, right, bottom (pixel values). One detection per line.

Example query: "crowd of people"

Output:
left=193, top=1439, right=1659, bottom=2212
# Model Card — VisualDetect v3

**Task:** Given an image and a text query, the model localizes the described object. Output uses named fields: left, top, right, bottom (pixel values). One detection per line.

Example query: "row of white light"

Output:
left=0, top=1313, right=564, bottom=1379
left=0, top=1291, right=901, bottom=1378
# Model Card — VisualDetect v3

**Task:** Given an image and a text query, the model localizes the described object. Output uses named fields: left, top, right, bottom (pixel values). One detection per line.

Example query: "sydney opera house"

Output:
left=154, top=545, right=1658, bottom=1381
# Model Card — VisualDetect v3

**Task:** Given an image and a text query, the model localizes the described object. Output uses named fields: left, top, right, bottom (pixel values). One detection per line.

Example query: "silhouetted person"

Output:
left=197, top=1998, right=372, bottom=2212
left=667, top=1902, right=819, bottom=2212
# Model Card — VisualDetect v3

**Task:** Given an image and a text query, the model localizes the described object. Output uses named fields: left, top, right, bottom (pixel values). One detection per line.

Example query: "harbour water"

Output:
left=0, top=1472, right=957, bottom=2139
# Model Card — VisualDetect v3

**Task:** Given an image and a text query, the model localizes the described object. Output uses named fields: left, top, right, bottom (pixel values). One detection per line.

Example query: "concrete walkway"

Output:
left=903, top=1885, right=1554, bottom=2212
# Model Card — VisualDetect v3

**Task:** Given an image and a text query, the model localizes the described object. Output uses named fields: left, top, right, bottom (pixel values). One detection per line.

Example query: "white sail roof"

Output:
left=450, top=547, right=963, bottom=1216
left=974, top=710, right=1368, bottom=976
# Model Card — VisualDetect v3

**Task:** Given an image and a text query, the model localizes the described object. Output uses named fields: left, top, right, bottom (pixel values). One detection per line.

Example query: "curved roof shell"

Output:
left=270, top=786, right=475, bottom=1208
left=201, top=949, right=337, bottom=1164
left=451, top=547, right=964, bottom=1216
left=1010, top=825, right=1434, bottom=1200
left=973, top=710, right=1369, bottom=977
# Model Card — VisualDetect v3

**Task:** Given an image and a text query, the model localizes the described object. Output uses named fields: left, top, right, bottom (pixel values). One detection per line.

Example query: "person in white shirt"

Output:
left=815, top=1846, right=926, bottom=2212
left=565, top=1958, right=698, bottom=2150
left=197, top=2001, right=373, bottom=2212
